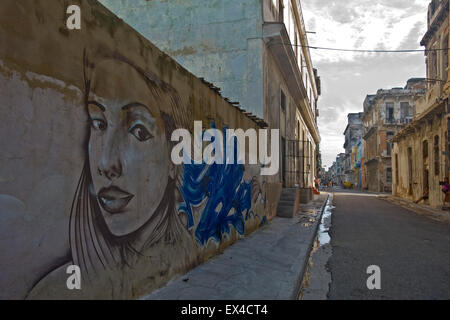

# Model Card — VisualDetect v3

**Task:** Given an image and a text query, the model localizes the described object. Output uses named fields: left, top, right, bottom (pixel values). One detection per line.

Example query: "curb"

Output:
left=291, top=193, right=330, bottom=299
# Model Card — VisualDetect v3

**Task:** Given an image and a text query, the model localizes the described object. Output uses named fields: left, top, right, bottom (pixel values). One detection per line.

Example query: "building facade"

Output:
left=99, top=0, right=321, bottom=204
left=392, top=0, right=450, bottom=208
left=352, top=138, right=364, bottom=189
left=328, top=162, right=336, bottom=185
left=343, top=113, right=363, bottom=187
left=363, top=79, right=426, bottom=193
left=336, top=153, right=346, bottom=186
left=328, top=153, right=345, bottom=186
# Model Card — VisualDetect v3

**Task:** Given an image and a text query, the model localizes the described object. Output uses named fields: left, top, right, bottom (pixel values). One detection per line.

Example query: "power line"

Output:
left=271, top=42, right=450, bottom=53
left=423, top=78, right=447, bottom=83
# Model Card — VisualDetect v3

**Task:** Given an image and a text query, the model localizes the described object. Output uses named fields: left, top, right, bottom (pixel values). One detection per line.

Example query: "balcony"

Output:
left=383, top=118, right=413, bottom=125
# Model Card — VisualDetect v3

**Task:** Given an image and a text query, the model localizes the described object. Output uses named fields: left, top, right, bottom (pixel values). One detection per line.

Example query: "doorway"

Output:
left=423, top=140, right=429, bottom=200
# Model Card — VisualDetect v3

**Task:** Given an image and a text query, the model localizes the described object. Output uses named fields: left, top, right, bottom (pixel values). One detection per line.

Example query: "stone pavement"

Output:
left=142, top=193, right=330, bottom=300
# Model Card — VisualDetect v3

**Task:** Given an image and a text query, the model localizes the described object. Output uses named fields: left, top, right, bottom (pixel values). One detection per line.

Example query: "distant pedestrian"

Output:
left=414, top=186, right=429, bottom=204
left=441, top=177, right=450, bottom=207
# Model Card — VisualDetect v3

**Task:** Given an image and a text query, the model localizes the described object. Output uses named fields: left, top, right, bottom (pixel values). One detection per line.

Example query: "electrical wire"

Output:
left=271, top=42, right=450, bottom=53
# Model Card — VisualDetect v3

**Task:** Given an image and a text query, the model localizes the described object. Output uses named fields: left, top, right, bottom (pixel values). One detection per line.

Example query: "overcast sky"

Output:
left=301, top=0, right=429, bottom=168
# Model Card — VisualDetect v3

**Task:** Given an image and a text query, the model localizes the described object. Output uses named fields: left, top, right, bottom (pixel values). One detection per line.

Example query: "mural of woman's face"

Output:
left=87, top=59, right=172, bottom=237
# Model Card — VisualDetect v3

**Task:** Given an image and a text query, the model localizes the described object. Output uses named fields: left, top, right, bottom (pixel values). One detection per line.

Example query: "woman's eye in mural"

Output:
left=129, top=123, right=153, bottom=142
left=87, top=101, right=107, bottom=132
left=91, top=118, right=107, bottom=131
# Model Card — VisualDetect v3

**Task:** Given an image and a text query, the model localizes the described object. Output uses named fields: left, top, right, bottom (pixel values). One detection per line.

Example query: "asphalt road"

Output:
left=328, top=190, right=450, bottom=300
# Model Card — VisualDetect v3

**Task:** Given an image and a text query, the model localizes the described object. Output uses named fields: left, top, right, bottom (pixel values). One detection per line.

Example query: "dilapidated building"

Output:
left=343, top=113, right=363, bottom=187
left=363, top=79, right=426, bottom=193
left=352, top=138, right=364, bottom=189
left=392, top=0, right=450, bottom=208
left=328, top=153, right=345, bottom=186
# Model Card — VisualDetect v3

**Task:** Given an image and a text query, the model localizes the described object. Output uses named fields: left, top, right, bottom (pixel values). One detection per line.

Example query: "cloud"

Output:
left=397, top=21, right=425, bottom=49
left=301, top=0, right=428, bottom=167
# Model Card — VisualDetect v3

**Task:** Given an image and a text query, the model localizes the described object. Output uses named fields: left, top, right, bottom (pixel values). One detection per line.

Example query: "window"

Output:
left=280, top=90, right=286, bottom=113
left=386, top=143, right=392, bottom=156
left=434, top=135, right=440, bottom=176
left=386, top=132, right=394, bottom=156
left=443, top=35, right=449, bottom=82
left=407, top=147, right=413, bottom=195
left=423, top=140, right=429, bottom=159
left=386, top=168, right=392, bottom=184
left=386, top=103, right=394, bottom=123
left=278, top=0, right=284, bottom=22
left=395, top=154, right=399, bottom=184
left=400, top=102, right=412, bottom=120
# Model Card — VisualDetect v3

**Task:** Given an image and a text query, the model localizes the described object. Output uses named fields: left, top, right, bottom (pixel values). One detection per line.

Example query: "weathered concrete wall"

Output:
left=0, top=0, right=273, bottom=299
left=362, top=83, right=426, bottom=193
left=364, top=130, right=392, bottom=193
left=99, top=0, right=265, bottom=120
left=393, top=112, right=448, bottom=207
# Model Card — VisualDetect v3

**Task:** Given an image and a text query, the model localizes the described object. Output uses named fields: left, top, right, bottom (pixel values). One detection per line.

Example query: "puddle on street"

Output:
left=299, top=194, right=334, bottom=300
left=318, top=198, right=334, bottom=246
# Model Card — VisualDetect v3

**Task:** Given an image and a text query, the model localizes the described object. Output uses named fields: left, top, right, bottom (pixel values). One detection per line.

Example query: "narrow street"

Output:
left=3, top=0, right=450, bottom=305
left=302, top=188, right=450, bottom=300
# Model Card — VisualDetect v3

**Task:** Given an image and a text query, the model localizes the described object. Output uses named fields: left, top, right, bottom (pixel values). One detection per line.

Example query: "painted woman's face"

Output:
left=87, top=59, right=171, bottom=236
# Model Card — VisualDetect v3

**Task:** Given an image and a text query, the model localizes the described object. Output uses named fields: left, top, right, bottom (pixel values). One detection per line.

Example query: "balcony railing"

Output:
left=383, top=118, right=413, bottom=125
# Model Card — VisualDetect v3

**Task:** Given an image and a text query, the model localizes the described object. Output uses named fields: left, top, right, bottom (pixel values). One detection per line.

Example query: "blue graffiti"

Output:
left=178, top=124, right=257, bottom=246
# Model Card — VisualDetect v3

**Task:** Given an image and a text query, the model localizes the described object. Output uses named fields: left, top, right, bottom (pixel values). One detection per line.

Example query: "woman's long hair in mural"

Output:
left=70, top=47, right=193, bottom=292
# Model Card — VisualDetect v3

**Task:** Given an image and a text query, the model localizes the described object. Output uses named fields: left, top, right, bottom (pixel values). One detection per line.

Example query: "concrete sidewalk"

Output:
left=142, top=193, right=329, bottom=300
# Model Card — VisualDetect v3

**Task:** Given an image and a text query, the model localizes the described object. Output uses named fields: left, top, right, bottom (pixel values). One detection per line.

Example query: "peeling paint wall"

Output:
left=394, top=0, right=450, bottom=208
left=0, top=0, right=272, bottom=299
left=393, top=111, right=448, bottom=207
left=362, top=84, right=425, bottom=193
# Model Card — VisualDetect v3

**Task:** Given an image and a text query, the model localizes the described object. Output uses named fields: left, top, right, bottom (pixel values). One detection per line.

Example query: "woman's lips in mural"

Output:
left=98, top=186, right=134, bottom=214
